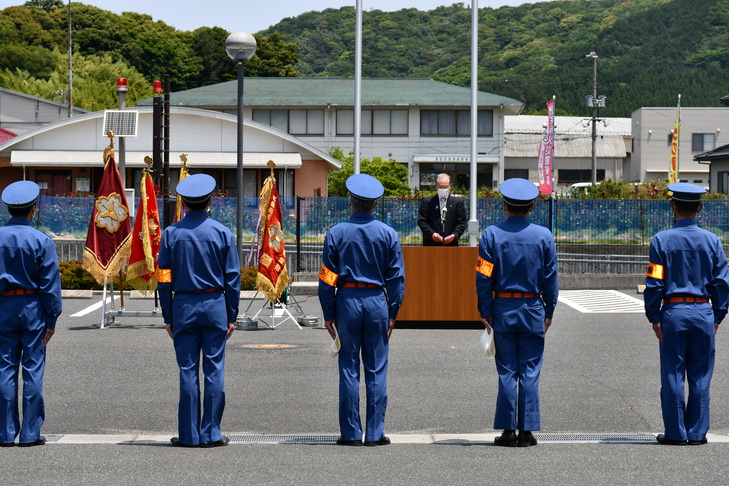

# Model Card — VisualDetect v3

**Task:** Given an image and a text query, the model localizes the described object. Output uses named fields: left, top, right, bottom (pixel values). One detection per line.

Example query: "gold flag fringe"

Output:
left=83, top=235, right=131, bottom=286
left=255, top=267, right=290, bottom=303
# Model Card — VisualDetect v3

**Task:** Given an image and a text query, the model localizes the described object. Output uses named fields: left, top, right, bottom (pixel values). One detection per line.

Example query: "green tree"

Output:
left=23, top=0, right=63, bottom=11
left=327, top=147, right=410, bottom=197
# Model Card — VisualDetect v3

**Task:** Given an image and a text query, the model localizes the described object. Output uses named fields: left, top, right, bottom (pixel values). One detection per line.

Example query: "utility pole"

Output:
left=586, top=52, right=605, bottom=185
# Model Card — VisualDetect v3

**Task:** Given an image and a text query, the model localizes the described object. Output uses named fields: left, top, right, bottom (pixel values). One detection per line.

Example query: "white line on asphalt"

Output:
left=559, top=290, right=645, bottom=313
left=36, top=432, right=729, bottom=445
left=70, top=296, right=119, bottom=317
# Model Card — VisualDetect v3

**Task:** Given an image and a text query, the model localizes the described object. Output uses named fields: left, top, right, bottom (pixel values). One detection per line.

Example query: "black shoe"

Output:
left=200, top=436, right=230, bottom=448
left=364, top=436, right=391, bottom=447
left=656, top=434, right=687, bottom=445
left=687, top=438, right=708, bottom=445
left=18, top=436, right=45, bottom=447
left=170, top=437, right=198, bottom=448
left=494, top=430, right=518, bottom=447
left=518, top=431, right=537, bottom=447
left=336, top=438, right=363, bottom=446
left=0, top=441, right=14, bottom=447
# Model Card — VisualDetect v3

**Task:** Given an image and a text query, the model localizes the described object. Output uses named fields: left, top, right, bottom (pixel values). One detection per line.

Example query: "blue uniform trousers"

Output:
left=0, top=295, right=46, bottom=443
left=171, top=292, right=228, bottom=446
left=659, top=302, right=715, bottom=441
left=335, top=288, right=389, bottom=442
left=492, top=298, right=545, bottom=432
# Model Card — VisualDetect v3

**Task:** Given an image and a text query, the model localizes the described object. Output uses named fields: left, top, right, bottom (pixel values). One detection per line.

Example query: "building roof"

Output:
left=138, top=78, right=524, bottom=114
left=695, top=143, right=729, bottom=161
left=504, top=115, right=631, bottom=158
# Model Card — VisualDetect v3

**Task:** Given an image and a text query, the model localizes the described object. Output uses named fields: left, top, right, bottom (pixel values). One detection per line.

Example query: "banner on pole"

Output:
left=668, top=94, right=681, bottom=184
left=255, top=161, right=290, bottom=303
left=126, top=167, right=161, bottom=294
left=83, top=139, right=132, bottom=285
left=538, top=99, right=556, bottom=196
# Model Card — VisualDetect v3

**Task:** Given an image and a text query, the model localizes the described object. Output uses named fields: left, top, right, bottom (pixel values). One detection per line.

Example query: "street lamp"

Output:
left=225, top=31, right=257, bottom=260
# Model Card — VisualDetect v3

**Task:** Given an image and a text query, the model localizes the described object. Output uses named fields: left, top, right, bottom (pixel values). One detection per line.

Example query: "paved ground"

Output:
left=2, top=289, right=729, bottom=485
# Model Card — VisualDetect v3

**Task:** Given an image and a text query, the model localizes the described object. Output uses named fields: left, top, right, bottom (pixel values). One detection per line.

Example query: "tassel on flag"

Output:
left=173, top=153, right=190, bottom=223
left=255, top=160, right=290, bottom=302
left=538, top=98, right=556, bottom=196
left=668, top=94, right=681, bottom=184
left=126, top=166, right=161, bottom=294
left=83, top=133, right=132, bottom=285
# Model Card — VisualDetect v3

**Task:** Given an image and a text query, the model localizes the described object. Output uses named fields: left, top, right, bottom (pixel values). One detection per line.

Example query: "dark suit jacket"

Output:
left=417, top=195, right=467, bottom=246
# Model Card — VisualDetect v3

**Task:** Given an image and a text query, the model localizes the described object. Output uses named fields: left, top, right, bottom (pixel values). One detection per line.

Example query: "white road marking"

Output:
left=559, top=290, right=645, bottom=314
left=70, top=296, right=119, bottom=317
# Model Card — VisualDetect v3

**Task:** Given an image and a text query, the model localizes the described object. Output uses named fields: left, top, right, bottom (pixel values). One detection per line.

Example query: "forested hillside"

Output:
left=2, top=0, right=729, bottom=116
left=262, top=0, right=729, bottom=116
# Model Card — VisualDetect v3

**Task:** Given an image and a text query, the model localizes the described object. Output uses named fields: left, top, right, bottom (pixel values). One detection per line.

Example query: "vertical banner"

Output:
left=538, top=98, right=556, bottom=196
left=255, top=162, right=291, bottom=302
left=126, top=167, right=161, bottom=293
left=668, top=94, right=681, bottom=184
left=83, top=142, right=132, bottom=284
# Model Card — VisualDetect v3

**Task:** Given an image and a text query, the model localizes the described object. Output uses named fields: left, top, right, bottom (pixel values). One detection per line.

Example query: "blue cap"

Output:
left=668, top=182, right=705, bottom=202
left=1, top=180, right=40, bottom=209
left=176, top=173, right=216, bottom=204
left=346, top=174, right=384, bottom=201
left=500, top=178, right=539, bottom=206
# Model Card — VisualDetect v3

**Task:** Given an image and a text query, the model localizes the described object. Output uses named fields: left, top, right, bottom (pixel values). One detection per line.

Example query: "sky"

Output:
left=50, top=1, right=542, bottom=34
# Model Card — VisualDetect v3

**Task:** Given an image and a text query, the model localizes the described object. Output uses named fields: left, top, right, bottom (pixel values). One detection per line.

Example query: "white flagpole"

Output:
left=354, top=0, right=363, bottom=174
left=468, top=0, right=479, bottom=246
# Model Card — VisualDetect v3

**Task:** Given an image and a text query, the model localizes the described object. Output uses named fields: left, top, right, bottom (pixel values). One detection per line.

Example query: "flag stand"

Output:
left=98, top=274, right=162, bottom=329
left=245, top=286, right=304, bottom=330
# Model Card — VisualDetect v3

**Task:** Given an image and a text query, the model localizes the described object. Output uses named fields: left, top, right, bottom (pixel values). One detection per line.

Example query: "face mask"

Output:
left=437, top=188, right=450, bottom=200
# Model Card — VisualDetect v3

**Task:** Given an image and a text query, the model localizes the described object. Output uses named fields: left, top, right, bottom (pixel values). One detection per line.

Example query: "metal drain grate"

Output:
left=229, top=434, right=339, bottom=444
left=534, top=432, right=655, bottom=443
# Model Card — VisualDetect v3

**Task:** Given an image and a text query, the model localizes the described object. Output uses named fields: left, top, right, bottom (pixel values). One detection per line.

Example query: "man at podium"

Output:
left=417, top=173, right=467, bottom=246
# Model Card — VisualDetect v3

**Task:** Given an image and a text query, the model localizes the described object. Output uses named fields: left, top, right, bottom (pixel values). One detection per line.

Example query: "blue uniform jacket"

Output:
left=476, top=215, right=559, bottom=319
left=645, top=218, right=729, bottom=324
left=318, top=212, right=405, bottom=321
left=0, top=218, right=62, bottom=328
left=158, top=211, right=240, bottom=325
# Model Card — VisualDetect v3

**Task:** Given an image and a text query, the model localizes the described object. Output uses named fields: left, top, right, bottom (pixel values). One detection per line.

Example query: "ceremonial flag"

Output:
left=173, top=160, right=189, bottom=223
left=668, top=94, right=681, bottom=184
left=255, top=162, right=290, bottom=302
left=126, top=167, right=161, bottom=293
left=83, top=141, right=132, bottom=285
left=538, top=98, right=556, bottom=196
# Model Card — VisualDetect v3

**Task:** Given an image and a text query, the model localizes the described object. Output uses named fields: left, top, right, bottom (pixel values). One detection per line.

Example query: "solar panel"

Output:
left=102, top=110, right=138, bottom=137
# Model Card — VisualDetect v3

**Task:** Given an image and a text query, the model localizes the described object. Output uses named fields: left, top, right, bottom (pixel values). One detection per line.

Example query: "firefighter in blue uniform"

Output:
left=0, top=181, right=62, bottom=447
left=645, top=182, right=729, bottom=445
left=476, top=178, right=558, bottom=447
left=157, top=174, right=241, bottom=448
left=318, top=174, right=405, bottom=446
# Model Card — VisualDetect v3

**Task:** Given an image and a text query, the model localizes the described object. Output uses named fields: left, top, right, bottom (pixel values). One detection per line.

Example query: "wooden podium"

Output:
left=397, top=246, right=481, bottom=322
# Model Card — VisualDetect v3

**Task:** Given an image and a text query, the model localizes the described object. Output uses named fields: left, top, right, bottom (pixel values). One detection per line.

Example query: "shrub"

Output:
left=241, top=266, right=257, bottom=290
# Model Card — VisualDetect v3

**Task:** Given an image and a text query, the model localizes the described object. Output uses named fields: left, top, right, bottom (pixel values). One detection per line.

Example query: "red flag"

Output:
left=255, top=164, right=290, bottom=302
left=126, top=168, right=161, bottom=293
left=538, top=99, right=556, bottom=196
left=83, top=143, right=132, bottom=284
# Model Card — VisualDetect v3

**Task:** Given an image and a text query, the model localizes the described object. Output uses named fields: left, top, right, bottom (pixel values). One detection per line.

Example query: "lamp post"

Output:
left=225, top=31, right=257, bottom=260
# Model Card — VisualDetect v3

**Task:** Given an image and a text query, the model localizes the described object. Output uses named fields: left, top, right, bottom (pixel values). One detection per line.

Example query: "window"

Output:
left=252, top=109, right=324, bottom=135
left=692, top=133, right=715, bottom=152
left=505, top=169, right=529, bottom=180
left=557, top=169, right=605, bottom=184
left=718, top=172, right=729, bottom=194
left=336, top=109, right=408, bottom=135
left=420, top=110, right=493, bottom=136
